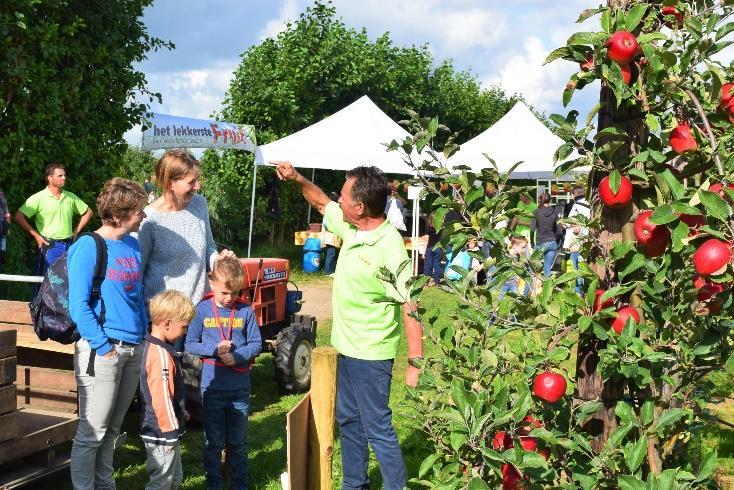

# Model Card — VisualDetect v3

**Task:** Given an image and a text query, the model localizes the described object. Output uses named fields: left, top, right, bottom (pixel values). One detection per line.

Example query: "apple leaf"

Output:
left=577, top=8, right=606, bottom=23
left=695, top=451, right=717, bottom=482
left=609, top=169, right=622, bottom=194
left=618, top=475, right=646, bottom=490
left=544, top=47, right=570, bottom=65
left=625, top=4, right=648, bottom=32
left=640, top=400, right=655, bottom=426
left=699, top=190, right=731, bottom=223
left=649, top=204, right=677, bottom=224
left=468, top=478, right=490, bottom=490
left=645, top=113, right=660, bottom=132
left=726, top=353, right=734, bottom=376
left=627, top=168, right=648, bottom=182
left=715, top=21, right=734, bottom=41
left=418, top=453, right=441, bottom=478
left=655, top=408, right=687, bottom=434
left=671, top=220, right=689, bottom=252
left=624, top=436, right=647, bottom=473
left=600, top=10, right=612, bottom=33
left=567, top=31, right=598, bottom=46
left=659, top=169, right=685, bottom=200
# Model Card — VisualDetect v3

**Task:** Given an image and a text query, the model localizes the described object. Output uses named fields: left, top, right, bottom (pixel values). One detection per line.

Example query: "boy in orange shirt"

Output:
left=139, top=290, right=196, bottom=489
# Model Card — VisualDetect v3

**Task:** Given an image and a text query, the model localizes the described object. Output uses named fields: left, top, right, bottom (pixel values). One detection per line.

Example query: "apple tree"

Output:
left=390, top=0, right=734, bottom=487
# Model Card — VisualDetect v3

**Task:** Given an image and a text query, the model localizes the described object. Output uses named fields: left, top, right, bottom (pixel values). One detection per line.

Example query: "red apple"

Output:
left=693, top=275, right=727, bottom=302
left=492, top=431, right=513, bottom=450
left=605, top=31, right=639, bottom=64
left=532, top=371, right=567, bottom=404
left=580, top=53, right=594, bottom=71
left=517, top=415, right=543, bottom=436
left=721, top=83, right=734, bottom=108
left=539, top=448, right=551, bottom=461
left=693, top=239, right=732, bottom=276
left=641, top=240, right=668, bottom=258
left=670, top=124, right=697, bottom=154
left=634, top=210, right=671, bottom=249
left=621, top=63, right=633, bottom=85
left=727, top=98, right=734, bottom=124
left=709, top=182, right=734, bottom=203
left=593, top=289, right=614, bottom=312
left=661, top=6, right=684, bottom=24
left=519, top=436, right=538, bottom=451
left=599, top=175, right=633, bottom=209
left=502, top=464, right=522, bottom=490
left=611, top=306, right=641, bottom=334
left=680, top=213, right=706, bottom=230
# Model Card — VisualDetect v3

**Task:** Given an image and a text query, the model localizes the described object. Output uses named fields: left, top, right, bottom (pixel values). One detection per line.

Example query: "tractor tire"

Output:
left=274, top=325, right=316, bottom=394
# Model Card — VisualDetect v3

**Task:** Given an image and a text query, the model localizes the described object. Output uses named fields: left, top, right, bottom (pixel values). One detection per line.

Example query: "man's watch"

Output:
left=408, top=357, right=423, bottom=368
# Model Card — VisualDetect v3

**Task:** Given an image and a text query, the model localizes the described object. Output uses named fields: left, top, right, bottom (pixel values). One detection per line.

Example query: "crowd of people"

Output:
left=0, top=153, right=589, bottom=488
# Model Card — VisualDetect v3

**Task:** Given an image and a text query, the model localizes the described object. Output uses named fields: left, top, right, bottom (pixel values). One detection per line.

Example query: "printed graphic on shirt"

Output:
left=107, top=256, right=142, bottom=291
left=203, top=317, right=244, bottom=328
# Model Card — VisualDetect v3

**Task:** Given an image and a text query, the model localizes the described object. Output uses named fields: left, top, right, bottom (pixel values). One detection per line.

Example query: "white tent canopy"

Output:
left=255, top=95, right=419, bottom=173
left=447, top=101, right=579, bottom=179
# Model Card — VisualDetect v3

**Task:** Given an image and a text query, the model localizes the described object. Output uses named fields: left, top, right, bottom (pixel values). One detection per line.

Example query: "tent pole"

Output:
left=306, top=168, right=316, bottom=226
left=247, top=161, right=258, bottom=258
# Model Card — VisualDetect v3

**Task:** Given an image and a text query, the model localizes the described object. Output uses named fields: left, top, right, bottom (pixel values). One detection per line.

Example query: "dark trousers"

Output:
left=336, top=355, right=406, bottom=490
left=33, top=238, right=72, bottom=295
left=202, top=384, right=250, bottom=490
left=323, top=245, right=337, bottom=274
left=423, top=243, right=443, bottom=284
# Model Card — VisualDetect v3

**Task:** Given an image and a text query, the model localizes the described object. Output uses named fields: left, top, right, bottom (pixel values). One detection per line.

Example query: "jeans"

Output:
left=144, top=442, right=183, bottom=490
left=535, top=241, right=558, bottom=278
left=71, top=339, right=143, bottom=490
left=570, top=251, right=583, bottom=295
left=0, top=233, right=6, bottom=269
left=423, top=243, right=443, bottom=284
left=336, top=355, right=406, bottom=490
left=202, top=384, right=251, bottom=490
left=323, top=245, right=337, bottom=274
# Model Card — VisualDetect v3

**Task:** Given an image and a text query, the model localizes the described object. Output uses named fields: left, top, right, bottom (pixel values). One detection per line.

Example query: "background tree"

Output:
left=202, top=0, right=520, bottom=251
left=396, top=0, right=734, bottom=487
left=0, top=0, right=170, bottom=287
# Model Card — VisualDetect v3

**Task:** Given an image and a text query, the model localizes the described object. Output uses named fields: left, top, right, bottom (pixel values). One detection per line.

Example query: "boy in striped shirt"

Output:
left=139, top=290, right=195, bottom=489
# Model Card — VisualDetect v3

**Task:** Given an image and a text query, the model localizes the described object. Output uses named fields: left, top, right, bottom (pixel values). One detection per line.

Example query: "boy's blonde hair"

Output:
left=210, top=256, right=244, bottom=291
left=148, top=290, right=196, bottom=325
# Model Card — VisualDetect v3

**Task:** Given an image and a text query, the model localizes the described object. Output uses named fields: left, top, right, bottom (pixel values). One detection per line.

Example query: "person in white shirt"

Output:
left=563, top=185, right=591, bottom=295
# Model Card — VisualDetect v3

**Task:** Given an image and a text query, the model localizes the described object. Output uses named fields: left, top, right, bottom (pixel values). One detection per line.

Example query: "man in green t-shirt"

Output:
left=513, top=192, right=537, bottom=243
left=276, top=161, right=422, bottom=490
left=15, top=163, right=92, bottom=275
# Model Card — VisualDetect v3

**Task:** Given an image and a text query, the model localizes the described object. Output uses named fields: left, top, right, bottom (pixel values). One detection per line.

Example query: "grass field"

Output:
left=20, top=282, right=734, bottom=488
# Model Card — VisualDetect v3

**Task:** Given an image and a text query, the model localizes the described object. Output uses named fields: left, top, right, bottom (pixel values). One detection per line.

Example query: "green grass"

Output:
left=20, top=284, right=734, bottom=488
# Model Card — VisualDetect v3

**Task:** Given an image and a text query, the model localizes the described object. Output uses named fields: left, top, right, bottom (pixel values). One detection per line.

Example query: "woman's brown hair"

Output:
left=96, top=178, right=147, bottom=225
left=154, top=149, right=199, bottom=196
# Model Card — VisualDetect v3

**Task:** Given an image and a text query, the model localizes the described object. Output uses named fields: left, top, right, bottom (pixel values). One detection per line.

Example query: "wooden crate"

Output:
left=0, top=407, right=78, bottom=465
left=0, top=357, right=16, bottom=386
left=0, top=384, right=15, bottom=417
left=16, top=366, right=77, bottom=413
left=0, top=330, right=17, bottom=360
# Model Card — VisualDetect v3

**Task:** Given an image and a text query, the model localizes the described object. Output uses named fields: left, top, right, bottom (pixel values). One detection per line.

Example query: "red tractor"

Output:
left=182, top=258, right=317, bottom=418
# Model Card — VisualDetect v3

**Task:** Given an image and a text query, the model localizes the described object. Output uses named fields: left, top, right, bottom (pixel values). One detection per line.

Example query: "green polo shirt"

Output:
left=324, top=201, right=411, bottom=360
left=18, top=188, right=89, bottom=240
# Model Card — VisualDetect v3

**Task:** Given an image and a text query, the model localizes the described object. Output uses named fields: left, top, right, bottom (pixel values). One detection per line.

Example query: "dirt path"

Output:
left=297, top=278, right=333, bottom=320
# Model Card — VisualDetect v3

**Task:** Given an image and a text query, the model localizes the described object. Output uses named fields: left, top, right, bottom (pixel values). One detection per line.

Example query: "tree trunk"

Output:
left=575, top=9, right=648, bottom=449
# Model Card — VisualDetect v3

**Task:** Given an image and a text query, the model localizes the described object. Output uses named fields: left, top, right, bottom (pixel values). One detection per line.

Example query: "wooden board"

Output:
left=0, top=330, right=17, bottom=359
left=16, top=366, right=76, bottom=392
left=0, top=384, right=16, bottom=417
left=0, top=407, right=78, bottom=466
left=0, top=323, right=74, bottom=356
left=0, top=358, right=16, bottom=385
left=286, top=393, right=310, bottom=490
left=0, top=301, right=31, bottom=325
left=17, top=386, right=77, bottom=413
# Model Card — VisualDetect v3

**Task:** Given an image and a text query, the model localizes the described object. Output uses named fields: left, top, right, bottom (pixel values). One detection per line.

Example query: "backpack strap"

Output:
left=77, top=232, right=108, bottom=327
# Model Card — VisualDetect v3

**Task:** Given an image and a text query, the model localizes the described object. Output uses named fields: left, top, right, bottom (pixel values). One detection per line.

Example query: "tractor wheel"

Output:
left=274, top=325, right=316, bottom=393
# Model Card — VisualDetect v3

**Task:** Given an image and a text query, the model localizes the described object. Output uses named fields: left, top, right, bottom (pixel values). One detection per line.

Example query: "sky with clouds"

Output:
left=128, top=0, right=604, bottom=145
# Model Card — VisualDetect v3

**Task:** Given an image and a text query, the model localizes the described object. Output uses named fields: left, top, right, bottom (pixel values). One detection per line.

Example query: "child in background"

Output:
left=140, top=290, right=196, bottom=490
left=185, top=256, right=262, bottom=490
left=498, top=236, right=529, bottom=299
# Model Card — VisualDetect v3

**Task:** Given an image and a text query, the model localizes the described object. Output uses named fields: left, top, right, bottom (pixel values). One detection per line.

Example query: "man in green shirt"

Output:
left=15, top=163, right=92, bottom=275
left=276, top=161, right=422, bottom=490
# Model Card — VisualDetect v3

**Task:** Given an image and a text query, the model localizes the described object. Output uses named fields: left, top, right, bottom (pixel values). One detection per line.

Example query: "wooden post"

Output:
left=307, top=346, right=338, bottom=490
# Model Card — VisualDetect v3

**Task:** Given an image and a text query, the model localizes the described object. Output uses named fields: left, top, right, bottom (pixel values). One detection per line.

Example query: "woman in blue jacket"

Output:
left=68, top=178, right=149, bottom=489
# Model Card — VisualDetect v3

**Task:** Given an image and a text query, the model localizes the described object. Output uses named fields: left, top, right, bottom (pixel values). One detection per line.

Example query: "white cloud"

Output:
left=259, top=0, right=299, bottom=40
left=483, top=36, right=578, bottom=112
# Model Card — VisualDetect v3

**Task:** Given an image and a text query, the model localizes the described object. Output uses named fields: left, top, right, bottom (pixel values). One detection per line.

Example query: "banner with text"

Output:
left=141, top=113, right=257, bottom=151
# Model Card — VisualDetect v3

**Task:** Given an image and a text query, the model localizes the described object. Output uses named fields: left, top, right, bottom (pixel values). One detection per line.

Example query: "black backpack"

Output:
left=29, top=232, right=107, bottom=344
left=553, top=202, right=566, bottom=245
